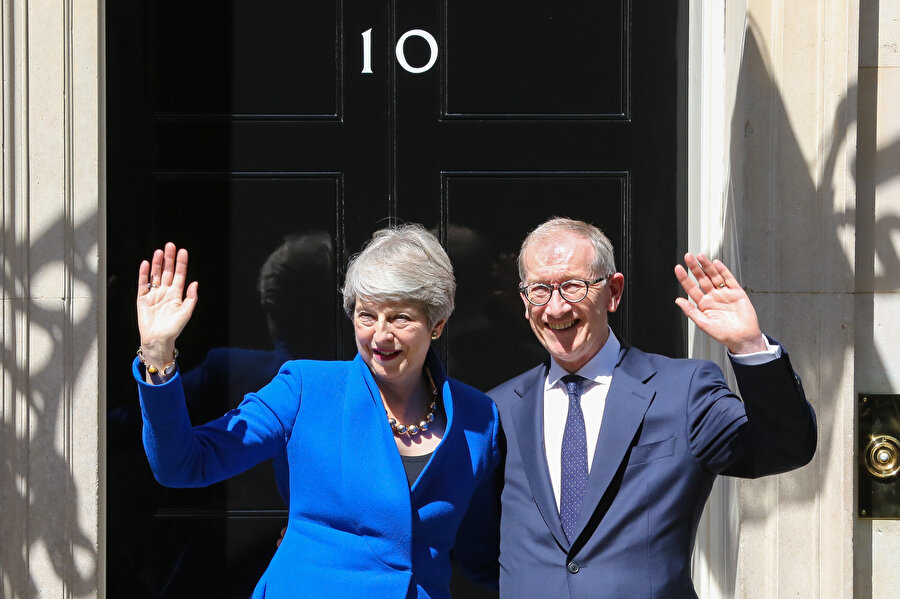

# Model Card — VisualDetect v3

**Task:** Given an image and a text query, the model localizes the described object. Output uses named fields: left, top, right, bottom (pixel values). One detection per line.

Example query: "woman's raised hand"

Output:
left=136, top=243, right=199, bottom=371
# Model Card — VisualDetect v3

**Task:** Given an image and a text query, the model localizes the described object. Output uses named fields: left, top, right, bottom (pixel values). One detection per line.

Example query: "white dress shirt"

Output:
left=542, top=329, right=781, bottom=510
left=543, top=330, right=620, bottom=510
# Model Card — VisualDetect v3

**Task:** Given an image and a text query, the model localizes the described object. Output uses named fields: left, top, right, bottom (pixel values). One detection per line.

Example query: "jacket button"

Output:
left=567, top=562, right=580, bottom=574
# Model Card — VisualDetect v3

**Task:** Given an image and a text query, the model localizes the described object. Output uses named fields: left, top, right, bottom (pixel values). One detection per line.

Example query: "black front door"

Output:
left=106, top=1, right=685, bottom=596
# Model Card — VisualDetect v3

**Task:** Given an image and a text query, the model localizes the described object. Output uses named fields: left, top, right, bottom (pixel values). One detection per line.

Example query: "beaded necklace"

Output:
left=387, top=372, right=439, bottom=437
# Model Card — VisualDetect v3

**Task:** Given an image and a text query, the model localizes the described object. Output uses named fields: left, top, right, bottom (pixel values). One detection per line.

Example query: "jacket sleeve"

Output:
left=135, top=357, right=302, bottom=487
left=724, top=348, right=817, bottom=477
left=687, top=345, right=817, bottom=478
left=450, top=401, right=502, bottom=589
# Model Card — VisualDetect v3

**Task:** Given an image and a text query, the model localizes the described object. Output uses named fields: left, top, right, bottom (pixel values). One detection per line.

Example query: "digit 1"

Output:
left=361, top=28, right=373, bottom=74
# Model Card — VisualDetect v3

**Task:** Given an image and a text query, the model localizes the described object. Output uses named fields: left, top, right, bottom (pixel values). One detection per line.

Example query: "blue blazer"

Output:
left=135, top=351, right=501, bottom=599
left=489, top=340, right=816, bottom=599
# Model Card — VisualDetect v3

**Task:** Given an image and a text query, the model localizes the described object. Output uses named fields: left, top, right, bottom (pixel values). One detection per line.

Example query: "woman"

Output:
left=133, top=225, right=500, bottom=598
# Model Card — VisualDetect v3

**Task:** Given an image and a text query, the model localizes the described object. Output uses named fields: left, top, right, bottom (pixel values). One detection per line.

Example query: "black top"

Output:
left=401, top=452, right=433, bottom=487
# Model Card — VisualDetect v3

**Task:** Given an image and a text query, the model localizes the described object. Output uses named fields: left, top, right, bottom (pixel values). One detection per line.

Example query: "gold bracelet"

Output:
left=137, top=347, right=179, bottom=376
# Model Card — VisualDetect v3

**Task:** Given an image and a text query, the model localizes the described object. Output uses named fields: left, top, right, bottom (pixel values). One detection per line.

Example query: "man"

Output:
left=488, top=217, right=816, bottom=598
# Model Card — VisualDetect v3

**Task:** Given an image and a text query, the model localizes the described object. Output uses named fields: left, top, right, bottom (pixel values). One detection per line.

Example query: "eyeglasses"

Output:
left=518, top=276, right=608, bottom=306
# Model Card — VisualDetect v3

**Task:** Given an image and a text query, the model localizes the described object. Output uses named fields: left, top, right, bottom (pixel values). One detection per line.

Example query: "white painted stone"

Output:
left=740, top=3, right=857, bottom=297
left=27, top=1, right=67, bottom=280
left=870, top=67, right=900, bottom=293
left=872, top=66, right=900, bottom=176
left=860, top=0, right=879, bottom=67
left=0, top=0, right=102, bottom=596
left=29, top=260, right=68, bottom=301
left=740, top=290, right=854, bottom=598
left=872, top=521, right=900, bottom=597
left=856, top=293, right=900, bottom=391
left=860, top=0, right=900, bottom=67
left=857, top=66, right=880, bottom=295
left=733, top=3, right=859, bottom=596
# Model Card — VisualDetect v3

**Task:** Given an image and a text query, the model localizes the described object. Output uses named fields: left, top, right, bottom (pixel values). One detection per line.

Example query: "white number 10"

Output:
left=361, top=28, right=439, bottom=75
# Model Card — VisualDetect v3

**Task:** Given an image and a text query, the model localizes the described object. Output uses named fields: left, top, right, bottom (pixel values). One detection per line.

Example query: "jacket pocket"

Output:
left=628, top=436, right=676, bottom=466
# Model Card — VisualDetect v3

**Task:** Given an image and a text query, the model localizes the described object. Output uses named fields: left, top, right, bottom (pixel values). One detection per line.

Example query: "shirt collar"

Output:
left=547, top=327, right=620, bottom=389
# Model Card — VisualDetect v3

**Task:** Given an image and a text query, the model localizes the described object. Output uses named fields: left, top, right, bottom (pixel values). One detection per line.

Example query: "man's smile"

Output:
left=547, top=320, right=578, bottom=331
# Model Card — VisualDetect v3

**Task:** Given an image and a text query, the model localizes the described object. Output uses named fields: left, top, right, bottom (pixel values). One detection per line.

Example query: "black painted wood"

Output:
left=107, top=1, right=685, bottom=596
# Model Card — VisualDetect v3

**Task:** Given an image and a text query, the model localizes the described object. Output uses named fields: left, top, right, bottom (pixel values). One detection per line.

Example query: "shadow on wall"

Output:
left=696, top=15, right=900, bottom=597
left=732, top=17, right=889, bottom=505
left=1, top=215, right=99, bottom=597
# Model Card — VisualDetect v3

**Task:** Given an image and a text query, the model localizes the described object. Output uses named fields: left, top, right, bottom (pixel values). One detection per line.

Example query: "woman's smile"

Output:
left=372, top=347, right=402, bottom=360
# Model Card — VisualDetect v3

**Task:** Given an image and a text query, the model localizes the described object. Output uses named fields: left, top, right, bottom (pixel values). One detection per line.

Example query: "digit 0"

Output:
left=360, top=28, right=438, bottom=75
left=395, top=29, right=438, bottom=74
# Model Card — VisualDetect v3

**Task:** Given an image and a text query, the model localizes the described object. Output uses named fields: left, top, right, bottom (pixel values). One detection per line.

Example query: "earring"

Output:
left=431, top=332, right=438, bottom=340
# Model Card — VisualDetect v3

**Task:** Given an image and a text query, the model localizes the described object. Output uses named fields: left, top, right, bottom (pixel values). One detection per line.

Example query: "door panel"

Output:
left=444, top=1, right=626, bottom=117
left=107, top=1, right=684, bottom=596
left=152, top=0, right=340, bottom=116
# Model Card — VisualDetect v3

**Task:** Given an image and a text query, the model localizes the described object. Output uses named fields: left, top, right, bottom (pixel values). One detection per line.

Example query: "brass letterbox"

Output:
left=859, top=394, right=900, bottom=519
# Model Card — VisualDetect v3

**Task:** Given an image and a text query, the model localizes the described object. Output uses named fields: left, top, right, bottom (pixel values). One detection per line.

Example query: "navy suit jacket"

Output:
left=489, top=340, right=816, bottom=599
left=136, top=350, right=501, bottom=599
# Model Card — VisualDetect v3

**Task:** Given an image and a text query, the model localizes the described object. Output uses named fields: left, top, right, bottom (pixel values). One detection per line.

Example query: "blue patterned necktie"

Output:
left=560, top=374, right=588, bottom=542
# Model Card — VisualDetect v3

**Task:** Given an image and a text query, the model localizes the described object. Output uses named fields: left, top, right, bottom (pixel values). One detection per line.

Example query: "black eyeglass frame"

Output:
left=518, top=275, right=608, bottom=306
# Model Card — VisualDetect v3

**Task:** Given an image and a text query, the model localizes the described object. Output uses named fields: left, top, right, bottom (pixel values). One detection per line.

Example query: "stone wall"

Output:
left=730, top=1, right=858, bottom=597
left=0, top=1, right=102, bottom=596
left=856, top=0, right=900, bottom=596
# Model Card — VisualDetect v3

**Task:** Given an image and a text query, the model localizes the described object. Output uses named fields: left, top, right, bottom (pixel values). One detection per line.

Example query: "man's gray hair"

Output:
left=343, top=224, right=455, bottom=327
left=518, top=217, right=616, bottom=281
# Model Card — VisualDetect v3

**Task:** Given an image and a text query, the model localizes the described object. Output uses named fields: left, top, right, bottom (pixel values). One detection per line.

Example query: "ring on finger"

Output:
left=716, top=282, right=726, bottom=289
left=148, top=283, right=161, bottom=289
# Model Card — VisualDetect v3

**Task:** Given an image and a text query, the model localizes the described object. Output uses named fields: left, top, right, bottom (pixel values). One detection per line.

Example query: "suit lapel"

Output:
left=410, top=349, right=450, bottom=496
left=574, top=346, right=656, bottom=539
left=340, top=355, right=412, bottom=571
left=509, top=363, right=569, bottom=550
